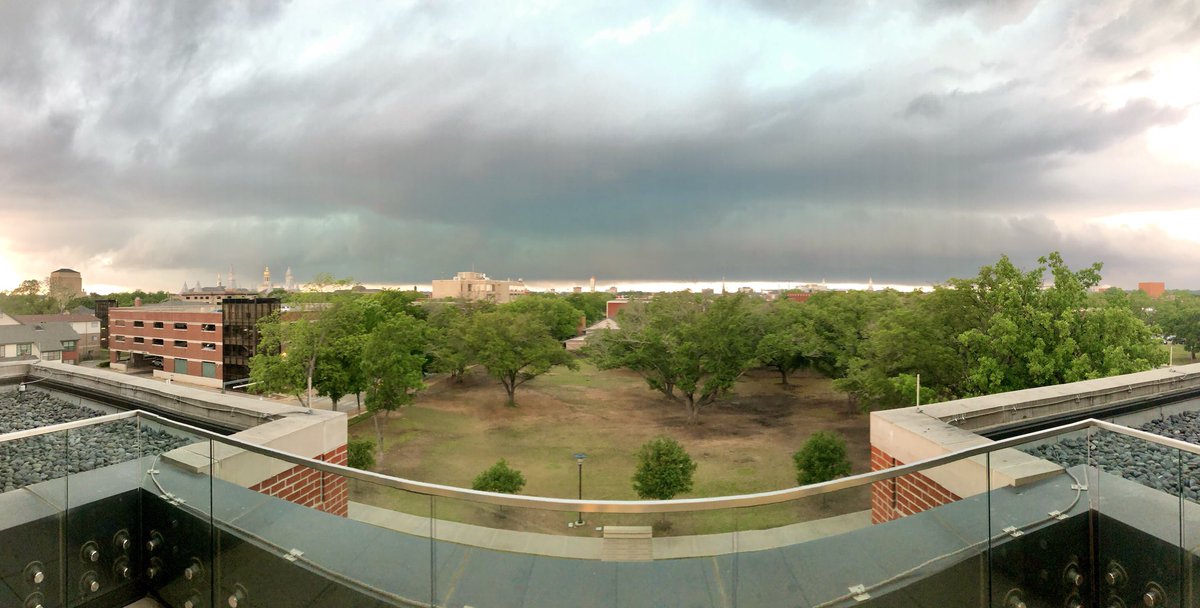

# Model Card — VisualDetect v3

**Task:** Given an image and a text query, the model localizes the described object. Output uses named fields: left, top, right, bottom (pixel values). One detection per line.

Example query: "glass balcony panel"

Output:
left=1, top=428, right=68, bottom=608
left=1180, top=448, right=1200, bottom=608
left=732, top=482, right=873, bottom=608
left=995, top=429, right=1092, bottom=608
left=65, top=419, right=142, bottom=607
left=210, top=441, right=433, bottom=607
left=1090, top=427, right=1183, bottom=608
left=138, top=418, right=214, bottom=608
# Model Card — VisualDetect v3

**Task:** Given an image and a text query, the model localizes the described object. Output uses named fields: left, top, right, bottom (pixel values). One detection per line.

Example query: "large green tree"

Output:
left=834, top=253, right=1166, bottom=410
left=362, top=313, right=428, bottom=447
left=467, top=309, right=577, bottom=405
left=592, top=293, right=758, bottom=424
left=753, top=299, right=813, bottom=385
left=506, top=295, right=586, bottom=341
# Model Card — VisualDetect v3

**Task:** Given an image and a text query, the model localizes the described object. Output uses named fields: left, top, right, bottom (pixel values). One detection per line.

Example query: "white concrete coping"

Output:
left=870, top=364, right=1200, bottom=498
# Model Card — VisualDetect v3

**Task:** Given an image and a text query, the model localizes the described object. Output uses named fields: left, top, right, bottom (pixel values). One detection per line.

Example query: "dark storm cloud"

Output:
left=0, top=0, right=1198, bottom=289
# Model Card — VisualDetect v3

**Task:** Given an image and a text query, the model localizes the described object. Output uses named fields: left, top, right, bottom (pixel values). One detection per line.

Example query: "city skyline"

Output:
left=0, top=2, right=1198, bottom=291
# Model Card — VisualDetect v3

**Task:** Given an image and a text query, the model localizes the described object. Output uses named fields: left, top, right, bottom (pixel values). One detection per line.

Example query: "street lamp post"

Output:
left=573, top=453, right=587, bottom=527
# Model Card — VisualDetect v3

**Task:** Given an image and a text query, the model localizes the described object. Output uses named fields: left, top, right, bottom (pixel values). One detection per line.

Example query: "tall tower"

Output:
left=589, top=276, right=596, bottom=292
left=262, top=266, right=271, bottom=292
left=285, top=267, right=295, bottom=291
left=227, top=265, right=236, bottom=289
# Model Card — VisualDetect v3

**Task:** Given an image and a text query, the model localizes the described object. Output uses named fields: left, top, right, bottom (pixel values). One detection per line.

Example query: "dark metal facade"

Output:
left=220, top=298, right=279, bottom=384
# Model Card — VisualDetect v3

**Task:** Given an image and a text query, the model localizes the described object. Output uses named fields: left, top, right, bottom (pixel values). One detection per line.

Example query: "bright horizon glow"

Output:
left=1092, top=209, right=1200, bottom=245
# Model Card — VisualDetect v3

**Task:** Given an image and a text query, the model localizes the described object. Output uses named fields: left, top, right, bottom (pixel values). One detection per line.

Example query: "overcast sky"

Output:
left=1, top=0, right=1198, bottom=292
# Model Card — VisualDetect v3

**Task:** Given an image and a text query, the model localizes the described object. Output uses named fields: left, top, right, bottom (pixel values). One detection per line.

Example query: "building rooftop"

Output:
left=0, top=323, right=80, bottom=350
left=13, top=312, right=99, bottom=324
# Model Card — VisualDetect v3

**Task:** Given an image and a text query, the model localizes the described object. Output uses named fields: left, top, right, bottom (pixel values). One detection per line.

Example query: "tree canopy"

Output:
left=592, top=293, right=758, bottom=423
left=472, top=459, right=527, bottom=494
left=467, top=309, right=578, bottom=405
left=793, top=431, right=852, bottom=485
left=632, top=436, right=697, bottom=500
left=831, top=253, right=1166, bottom=409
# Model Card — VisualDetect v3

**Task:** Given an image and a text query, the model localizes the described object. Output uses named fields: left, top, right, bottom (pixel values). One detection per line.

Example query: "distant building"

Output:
left=431, top=271, right=527, bottom=303
left=564, top=318, right=619, bottom=351
left=178, top=280, right=258, bottom=303
left=48, top=268, right=84, bottom=299
left=606, top=298, right=629, bottom=320
left=108, top=298, right=279, bottom=388
left=785, top=292, right=812, bottom=304
left=0, top=322, right=80, bottom=363
left=1138, top=282, right=1166, bottom=299
left=10, top=312, right=102, bottom=359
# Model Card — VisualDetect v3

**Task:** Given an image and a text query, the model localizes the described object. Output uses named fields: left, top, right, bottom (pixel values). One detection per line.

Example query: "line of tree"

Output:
left=0, top=278, right=172, bottom=315
left=589, top=252, right=1170, bottom=420
left=248, top=280, right=600, bottom=451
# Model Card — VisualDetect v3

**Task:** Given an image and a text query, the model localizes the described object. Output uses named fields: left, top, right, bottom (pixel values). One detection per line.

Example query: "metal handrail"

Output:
left=1, top=409, right=1194, bottom=513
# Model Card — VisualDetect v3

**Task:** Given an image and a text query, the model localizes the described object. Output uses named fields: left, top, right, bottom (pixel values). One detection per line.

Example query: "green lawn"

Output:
left=347, top=365, right=872, bottom=536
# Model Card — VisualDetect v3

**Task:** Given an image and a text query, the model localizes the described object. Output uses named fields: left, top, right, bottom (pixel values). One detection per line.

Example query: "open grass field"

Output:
left=347, top=362, right=871, bottom=535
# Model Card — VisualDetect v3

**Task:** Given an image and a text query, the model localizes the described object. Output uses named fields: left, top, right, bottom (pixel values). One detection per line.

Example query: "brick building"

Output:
left=108, top=298, right=279, bottom=388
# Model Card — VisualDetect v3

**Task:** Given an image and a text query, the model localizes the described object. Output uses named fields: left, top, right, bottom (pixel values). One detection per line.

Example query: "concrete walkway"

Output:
left=348, top=501, right=871, bottom=560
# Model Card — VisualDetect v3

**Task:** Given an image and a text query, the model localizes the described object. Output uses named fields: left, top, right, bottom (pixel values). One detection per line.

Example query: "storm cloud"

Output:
left=0, top=0, right=1197, bottom=290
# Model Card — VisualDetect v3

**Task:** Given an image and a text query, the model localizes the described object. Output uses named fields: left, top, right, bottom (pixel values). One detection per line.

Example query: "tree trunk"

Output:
left=372, top=411, right=384, bottom=456
left=779, top=367, right=789, bottom=385
left=504, top=375, right=517, bottom=406
left=684, top=394, right=699, bottom=425
left=356, top=392, right=361, bottom=411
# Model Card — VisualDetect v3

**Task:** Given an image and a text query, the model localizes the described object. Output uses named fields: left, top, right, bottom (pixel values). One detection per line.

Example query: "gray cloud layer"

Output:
left=0, top=0, right=1198, bottom=290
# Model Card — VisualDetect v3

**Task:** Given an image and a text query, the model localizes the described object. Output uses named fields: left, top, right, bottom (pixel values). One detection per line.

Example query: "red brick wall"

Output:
left=248, top=445, right=349, bottom=517
left=870, top=445, right=960, bottom=524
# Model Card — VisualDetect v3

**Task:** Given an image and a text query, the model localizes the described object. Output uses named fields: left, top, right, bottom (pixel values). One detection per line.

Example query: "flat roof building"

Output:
left=431, top=271, right=527, bottom=303
left=108, top=298, right=279, bottom=388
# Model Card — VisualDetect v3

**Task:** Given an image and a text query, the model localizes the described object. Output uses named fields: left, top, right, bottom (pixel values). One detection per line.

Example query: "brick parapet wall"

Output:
left=870, top=445, right=960, bottom=524
left=248, top=444, right=349, bottom=517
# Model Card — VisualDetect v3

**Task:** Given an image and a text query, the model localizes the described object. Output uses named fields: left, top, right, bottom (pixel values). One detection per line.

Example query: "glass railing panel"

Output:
left=210, top=442, right=433, bottom=607
left=427, top=495, right=614, bottom=608
left=138, top=418, right=214, bottom=608
left=733, top=482, right=872, bottom=608
left=65, top=418, right=141, bottom=607
left=1089, top=427, right=1184, bottom=608
left=745, top=458, right=990, bottom=607
left=0, top=427, right=68, bottom=608
left=1180, top=447, right=1200, bottom=608
left=995, top=428, right=1092, bottom=608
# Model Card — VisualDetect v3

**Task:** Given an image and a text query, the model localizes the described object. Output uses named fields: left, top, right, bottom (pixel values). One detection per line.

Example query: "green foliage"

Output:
left=632, top=436, right=697, bottom=500
left=362, top=314, right=428, bottom=415
left=471, top=459, right=527, bottom=494
left=833, top=252, right=1166, bottom=410
left=467, top=309, right=578, bottom=405
left=347, top=439, right=376, bottom=470
left=564, top=292, right=615, bottom=325
left=505, top=295, right=585, bottom=341
left=426, top=303, right=476, bottom=380
left=592, top=293, right=758, bottom=423
left=753, top=300, right=813, bottom=385
left=1156, top=295, right=1200, bottom=359
left=793, top=431, right=852, bottom=485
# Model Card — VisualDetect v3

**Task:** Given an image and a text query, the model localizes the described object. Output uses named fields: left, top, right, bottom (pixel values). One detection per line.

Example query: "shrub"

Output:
left=632, top=436, right=697, bottom=500
left=793, top=431, right=852, bottom=485
left=472, top=459, right=526, bottom=494
left=347, top=438, right=376, bottom=470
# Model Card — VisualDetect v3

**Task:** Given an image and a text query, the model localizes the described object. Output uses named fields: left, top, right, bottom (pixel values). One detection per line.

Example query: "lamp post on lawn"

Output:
left=573, top=453, right=587, bottom=527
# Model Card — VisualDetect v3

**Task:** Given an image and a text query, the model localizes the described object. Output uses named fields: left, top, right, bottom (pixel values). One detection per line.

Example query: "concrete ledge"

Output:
left=871, top=364, right=1200, bottom=498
